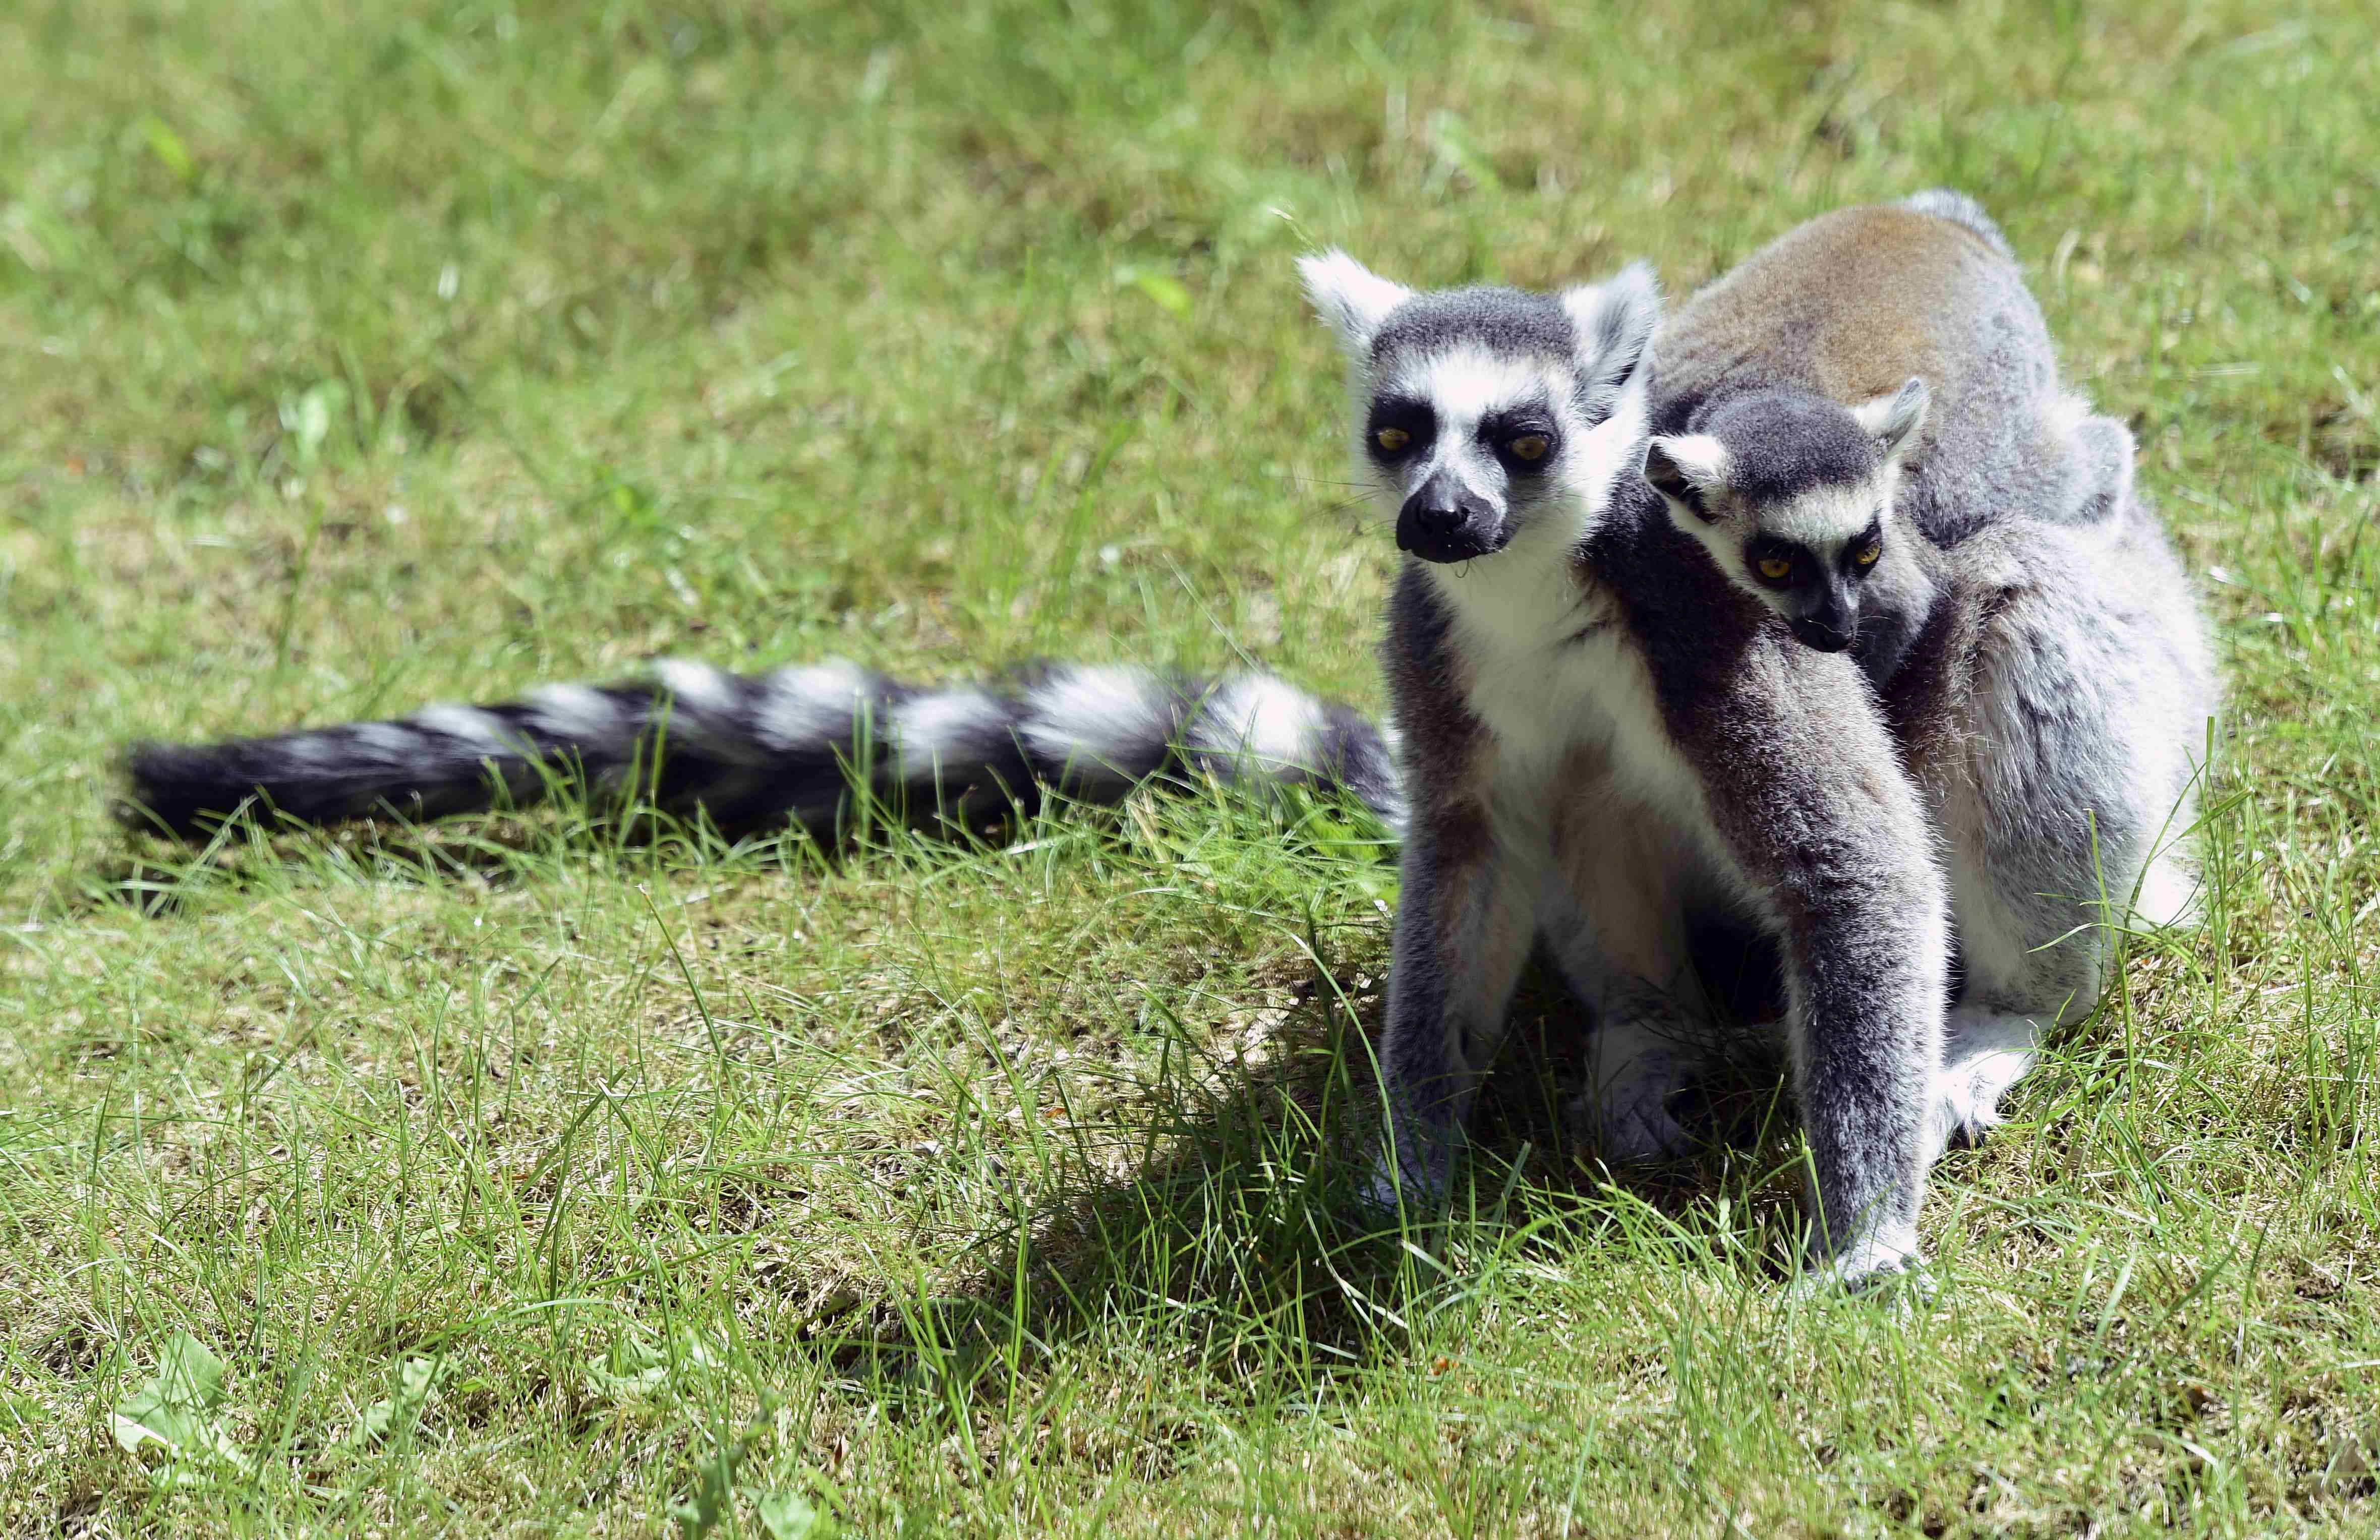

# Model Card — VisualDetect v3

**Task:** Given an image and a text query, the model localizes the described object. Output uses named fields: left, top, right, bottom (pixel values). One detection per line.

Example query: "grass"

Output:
left=2, top=0, right=2377, bottom=1532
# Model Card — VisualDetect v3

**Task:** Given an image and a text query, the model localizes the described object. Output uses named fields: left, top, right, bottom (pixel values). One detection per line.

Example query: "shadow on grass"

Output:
left=86, top=787, right=1816, bottom=1415
left=90, top=821, right=561, bottom=917
left=82, top=777, right=1177, bottom=919
left=823, top=943, right=1813, bottom=1423
left=82, top=796, right=998, bottom=919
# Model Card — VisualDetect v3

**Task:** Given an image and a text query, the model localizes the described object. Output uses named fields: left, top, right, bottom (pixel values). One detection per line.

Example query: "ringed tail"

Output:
left=121, top=658, right=1405, bottom=840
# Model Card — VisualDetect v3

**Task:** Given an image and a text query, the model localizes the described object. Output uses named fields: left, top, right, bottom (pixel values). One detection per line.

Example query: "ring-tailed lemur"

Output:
left=1299, top=188, right=2211, bottom=1276
left=1640, top=189, right=2218, bottom=1158
left=1299, top=255, right=1952, bottom=1285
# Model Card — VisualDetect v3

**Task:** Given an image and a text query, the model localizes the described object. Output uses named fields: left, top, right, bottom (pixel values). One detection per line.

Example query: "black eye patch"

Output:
left=1839, top=517, right=1886, bottom=575
left=1365, top=398, right=1436, bottom=459
left=1745, top=536, right=1815, bottom=589
left=1480, top=405, right=1559, bottom=470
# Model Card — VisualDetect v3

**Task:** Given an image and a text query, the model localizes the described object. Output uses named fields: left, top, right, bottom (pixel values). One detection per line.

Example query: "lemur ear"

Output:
left=1853, top=376, right=1930, bottom=462
left=2065, top=410, right=2136, bottom=522
left=1643, top=434, right=1729, bottom=522
left=1297, top=250, right=1412, bottom=359
left=1560, top=261, right=1661, bottom=401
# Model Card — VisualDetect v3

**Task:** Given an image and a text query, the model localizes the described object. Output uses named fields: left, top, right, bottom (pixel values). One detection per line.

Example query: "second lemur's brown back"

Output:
left=1653, top=200, right=2071, bottom=548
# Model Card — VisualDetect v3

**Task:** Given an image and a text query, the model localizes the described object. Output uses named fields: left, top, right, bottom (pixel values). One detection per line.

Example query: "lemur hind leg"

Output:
left=1930, top=1006, right=2055, bottom=1156
left=1541, top=801, right=1714, bottom=1163
left=1365, top=797, right=1536, bottom=1210
left=1574, top=1009, right=1704, bottom=1163
left=1924, top=523, right=2214, bottom=1160
left=1928, top=826, right=2122, bottom=1158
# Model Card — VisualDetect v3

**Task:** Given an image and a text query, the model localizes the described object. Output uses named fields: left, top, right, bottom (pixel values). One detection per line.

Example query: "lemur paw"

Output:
left=1932, top=1047, right=2031, bottom=1150
left=1355, top=1138, right=1453, bottom=1218
left=1569, top=1051, right=1698, bottom=1163
left=1788, top=1233, right=1932, bottom=1302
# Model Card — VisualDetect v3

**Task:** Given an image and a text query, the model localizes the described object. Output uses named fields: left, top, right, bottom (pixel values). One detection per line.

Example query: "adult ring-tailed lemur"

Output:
left=119, top=192, right=2216, bottom=1289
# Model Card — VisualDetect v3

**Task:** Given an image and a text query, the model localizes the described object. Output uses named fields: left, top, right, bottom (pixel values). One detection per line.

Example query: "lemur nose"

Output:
left=1400, top=486, right=1491, bottom=534
left=1790, top=616, right=1856, bottom=653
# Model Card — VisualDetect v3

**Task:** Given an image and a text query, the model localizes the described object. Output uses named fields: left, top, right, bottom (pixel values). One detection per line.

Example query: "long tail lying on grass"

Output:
left=121, top=659, right=1406, bottom=840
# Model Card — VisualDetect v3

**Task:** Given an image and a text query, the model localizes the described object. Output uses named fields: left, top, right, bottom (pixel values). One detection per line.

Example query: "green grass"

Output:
left=3, top=0, right=2377, bottom=1532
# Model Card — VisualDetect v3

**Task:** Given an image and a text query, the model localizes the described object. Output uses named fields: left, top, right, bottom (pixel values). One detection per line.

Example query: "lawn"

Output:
left=3, top=0, right=2376, bottom=1533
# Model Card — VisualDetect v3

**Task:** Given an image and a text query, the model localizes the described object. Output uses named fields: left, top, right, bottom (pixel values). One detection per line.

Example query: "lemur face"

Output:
left=1733, top=496, right=1887, bottom=653
left=1644, top=379, right=1929, bottom=654
left=1660, top=468, right=1890, bottom=651
left=1358, top=346, right=1574, bottom=563
left=1298, top=252, right=1659, bottom=565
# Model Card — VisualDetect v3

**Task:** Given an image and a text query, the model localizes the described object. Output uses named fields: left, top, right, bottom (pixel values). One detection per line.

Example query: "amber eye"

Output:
left=1757, top=556, right=1794, bottom=581
left=1854, top=542, right=1882, bottom=567
left=1375, top=427, right=1411, bottom=452
left=1507, top=434, right=1549, bottom=461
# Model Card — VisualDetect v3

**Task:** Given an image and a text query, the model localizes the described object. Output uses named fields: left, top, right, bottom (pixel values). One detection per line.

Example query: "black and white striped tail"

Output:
left=121, top=659, right=1405, bottom=840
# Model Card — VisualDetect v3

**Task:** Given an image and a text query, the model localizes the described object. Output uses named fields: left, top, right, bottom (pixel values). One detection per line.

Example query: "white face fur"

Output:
left=1297, top=251, right=1660, bottom=566
left=1644, top=378, right=1929, bottom=654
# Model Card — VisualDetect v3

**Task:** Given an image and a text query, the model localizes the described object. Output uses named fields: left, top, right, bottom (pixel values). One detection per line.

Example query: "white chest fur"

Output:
left=1423, top=532, right=1695, bottom=827
left=1421, top=533, right=1739, bottom=1003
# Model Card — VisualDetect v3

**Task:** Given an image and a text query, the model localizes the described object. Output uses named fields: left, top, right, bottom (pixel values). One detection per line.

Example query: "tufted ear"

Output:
left=1853, top=376, right=1931, bottom=463
left=2065, top=410, right=2136, bottom=522
left=1296, top=250, right=1412, bottom=359
left=1643, top=434, right=1730, bottom=526
left=1560, top=261, right=1662, bottom=399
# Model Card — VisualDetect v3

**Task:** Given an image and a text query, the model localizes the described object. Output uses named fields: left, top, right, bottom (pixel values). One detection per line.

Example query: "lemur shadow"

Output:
left=84, top=791, right=1057, bottom=920
left=92, top=819, right=563, bottom=917
left=93, top=790, right=1813, bottom=1398
left=85, top=778, right=1171, bottom=920
left=810, top=931, right=1814, bottom=1415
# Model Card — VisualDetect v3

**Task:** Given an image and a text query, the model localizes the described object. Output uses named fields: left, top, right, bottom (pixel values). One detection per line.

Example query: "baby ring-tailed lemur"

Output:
left=117, top=192, right=2213, bottom=1287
